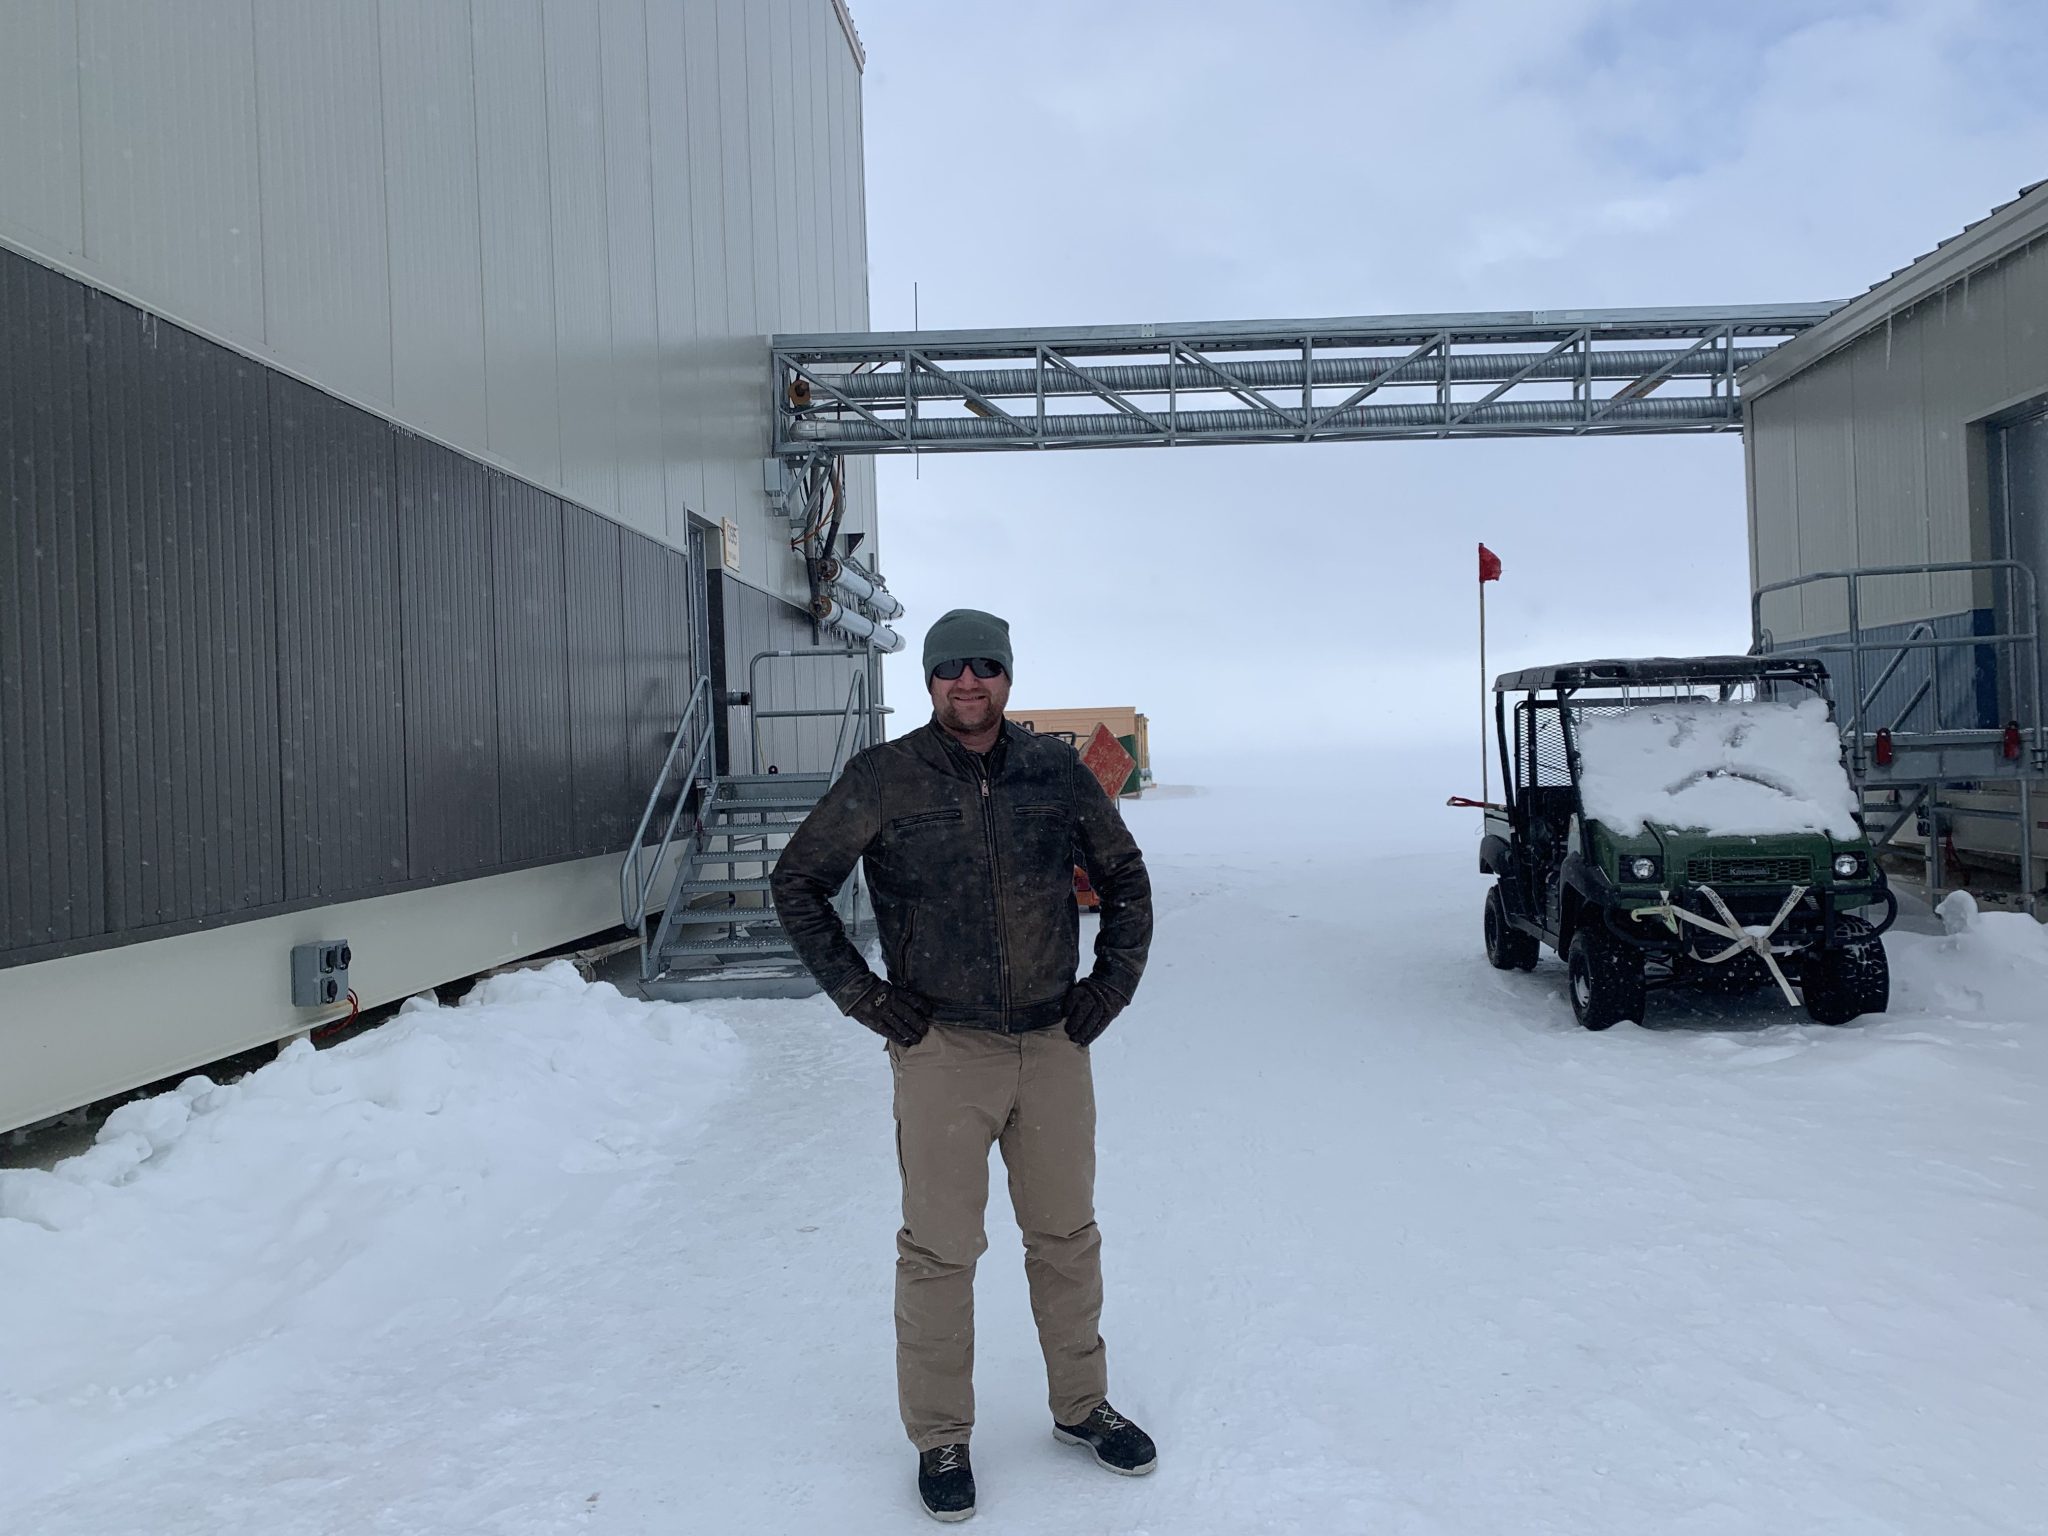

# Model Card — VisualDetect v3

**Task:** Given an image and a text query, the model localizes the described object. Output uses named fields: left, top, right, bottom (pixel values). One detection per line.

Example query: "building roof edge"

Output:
left=1740, top=179, right=2048, bottom=398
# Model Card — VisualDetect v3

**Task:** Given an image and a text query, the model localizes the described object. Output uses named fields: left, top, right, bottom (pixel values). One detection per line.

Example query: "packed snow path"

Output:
left=5, top=768, right=2044, bottom=1534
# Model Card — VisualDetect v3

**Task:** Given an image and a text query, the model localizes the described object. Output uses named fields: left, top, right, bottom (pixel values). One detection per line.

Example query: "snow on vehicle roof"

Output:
left=1575, top=696, right=1860, bottom=839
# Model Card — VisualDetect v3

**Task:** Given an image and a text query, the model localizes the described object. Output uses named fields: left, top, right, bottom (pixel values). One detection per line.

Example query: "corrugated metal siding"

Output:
left=253, top=0, right=393, bottom=411
left=396, top=432, right=501, bottom=881
left=622, top=539, right=690, bottom=799
left=0, top=0, right=85, bottom=253
left=493, top=480, right=576, bottom=865
left=596, top=0, right=665, bottom=537
left=89, top=291, right=282, bottom=931
left=1749, top=232, right=2048, bottom=640
left=5, top=0, right=875, bottom=603
left=378, top=0, right=490, bottom=447
left=271, top=373, right=408, bottom=902
left=472, top=0, right=564, bottom=490
left=0, top=252, right=102, bottom=950
left=75, top=0, right=264, bottom=341
left=2, top=241, right=732, bottom=969
left=565, top=510, right=632, bottom=854
left=543, top=0, right=621, bottom=521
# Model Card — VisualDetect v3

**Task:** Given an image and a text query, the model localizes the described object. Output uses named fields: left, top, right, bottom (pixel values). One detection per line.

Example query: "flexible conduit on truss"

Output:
left=817, top=347, right=1775, bottom=402
left=790, top=394, right=1736, bottom=443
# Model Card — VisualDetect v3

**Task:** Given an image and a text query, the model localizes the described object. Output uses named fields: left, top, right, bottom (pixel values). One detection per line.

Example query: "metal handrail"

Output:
left=1750, top=559, right=2043, bottom=763
left=617, top=673, right=717, bottom=939
left=746, top=646, right=886, bottom=772
left=829, top=669, right=871, bottom=779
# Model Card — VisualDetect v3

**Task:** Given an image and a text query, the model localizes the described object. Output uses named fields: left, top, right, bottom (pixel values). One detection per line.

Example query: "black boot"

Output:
left=916, top=1442, right=975, bottom=1522
left=1053, top=1400, right=1157, bottom=1476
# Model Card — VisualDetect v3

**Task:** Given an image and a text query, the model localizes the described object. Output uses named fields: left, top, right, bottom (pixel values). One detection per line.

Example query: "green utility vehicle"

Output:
left=1480, top=657, right=1895, bottom=1030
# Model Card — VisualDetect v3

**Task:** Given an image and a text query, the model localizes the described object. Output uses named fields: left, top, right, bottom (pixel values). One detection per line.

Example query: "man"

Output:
left=771, top=607, right=1156, bottom=1524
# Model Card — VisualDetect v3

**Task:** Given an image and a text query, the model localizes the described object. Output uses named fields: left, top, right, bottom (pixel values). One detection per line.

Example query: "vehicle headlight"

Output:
left=1626, top=855, right=1661, bottom=882
left=1832, top=853, right=1864, bottom=879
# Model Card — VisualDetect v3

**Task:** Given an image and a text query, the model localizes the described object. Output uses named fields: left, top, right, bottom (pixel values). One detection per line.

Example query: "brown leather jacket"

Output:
left=770, top=719, right=1152, bottom=1032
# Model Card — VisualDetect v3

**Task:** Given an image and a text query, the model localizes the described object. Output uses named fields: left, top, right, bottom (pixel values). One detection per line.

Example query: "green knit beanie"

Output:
left=922, top=608, right=1013, bottom=679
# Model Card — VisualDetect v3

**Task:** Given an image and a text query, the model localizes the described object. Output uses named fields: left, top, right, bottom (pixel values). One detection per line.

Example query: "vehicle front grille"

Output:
left=1686, top=856, right=1812, bottom=886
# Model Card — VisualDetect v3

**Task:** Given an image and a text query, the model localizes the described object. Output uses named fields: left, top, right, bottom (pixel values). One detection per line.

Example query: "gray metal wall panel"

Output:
left=1789, top=364, right=1855, bottom=637
left=396, top=433, right=501, bottom=880
left=1847, top=320, right=1933, bottom=625
left=471, top=0, right=563, bottom=488
left=88, top=291, right=282, bottom=931
left=1751, top=232, right=2048, bottom=643
left=1749, top=395, right=1804, bottom=641
left=1, top=253, right=102, bottom=949
left=0, top=0, right=85, bottom=253
left=253, top=0, right=394, bottom=410
left=564, top=510, right=632, bottom=853
left=543, top=0, right=621, bottom=520
left=786, top=1, right=819, bottom=331
left=76, top=0, right=264, bottom=342
left=597, top=0, right=666, bottom=538
left=271, top=373, right=409, bottom=901
left=6, top=0, right=874, bottom=605
left=378, top=0, right=491, bottom=448
left=2009, top=242, right=2048, bottom=407
left=621, top=537, right=689, bottom=796
left=654, top=0, right=713, bottom=531
left=493, top=480, right=576, bottom=864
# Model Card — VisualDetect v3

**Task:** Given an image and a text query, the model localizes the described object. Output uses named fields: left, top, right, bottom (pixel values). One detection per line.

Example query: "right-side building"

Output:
left=1741, top=178, right=2047, bottom=902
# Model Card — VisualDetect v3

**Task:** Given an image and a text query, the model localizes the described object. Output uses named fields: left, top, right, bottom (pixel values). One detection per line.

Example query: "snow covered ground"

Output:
left=5, top=759, right=2045, bottom=1534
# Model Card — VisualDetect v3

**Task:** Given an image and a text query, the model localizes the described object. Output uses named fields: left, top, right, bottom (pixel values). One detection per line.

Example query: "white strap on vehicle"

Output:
left=1628, top=883, right=1809, bottom=1006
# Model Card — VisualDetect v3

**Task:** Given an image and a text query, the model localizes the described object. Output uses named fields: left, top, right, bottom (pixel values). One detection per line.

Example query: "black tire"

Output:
left=1485, top=884, right=1541, bottom=972
left=1801, top=914, right=1890, bottom=1025
left=1567, top=928, right=1646, bottom=1030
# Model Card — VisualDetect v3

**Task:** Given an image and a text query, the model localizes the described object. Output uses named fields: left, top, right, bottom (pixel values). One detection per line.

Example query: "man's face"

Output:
left=929, top=659, right=1011, bottom=737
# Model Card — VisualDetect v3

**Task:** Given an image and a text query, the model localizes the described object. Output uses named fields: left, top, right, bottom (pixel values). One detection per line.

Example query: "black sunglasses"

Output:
left=931, top=657, right=1006, bottom=681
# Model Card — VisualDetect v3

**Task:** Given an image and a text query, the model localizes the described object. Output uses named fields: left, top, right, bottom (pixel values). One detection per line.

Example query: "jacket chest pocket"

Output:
left=1006, top=801, right=1073, bottom=877
left=876, top=807, right=969, bottom=894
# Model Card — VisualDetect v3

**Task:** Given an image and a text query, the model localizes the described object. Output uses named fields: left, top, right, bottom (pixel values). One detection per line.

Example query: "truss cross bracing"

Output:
left=772, top=304, right=1840, bottom=458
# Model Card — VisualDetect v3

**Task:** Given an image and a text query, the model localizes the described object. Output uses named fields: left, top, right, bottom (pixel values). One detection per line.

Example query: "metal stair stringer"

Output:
left=640, top=772, right=868, bottom=1001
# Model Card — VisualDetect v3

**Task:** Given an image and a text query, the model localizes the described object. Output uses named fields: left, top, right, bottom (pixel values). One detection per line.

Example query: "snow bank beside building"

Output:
left=1576, top=697, right=1861, bottom=838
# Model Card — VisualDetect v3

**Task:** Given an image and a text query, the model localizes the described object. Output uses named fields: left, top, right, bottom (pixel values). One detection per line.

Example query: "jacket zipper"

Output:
left=974, top=752, right=1013, bottom=1029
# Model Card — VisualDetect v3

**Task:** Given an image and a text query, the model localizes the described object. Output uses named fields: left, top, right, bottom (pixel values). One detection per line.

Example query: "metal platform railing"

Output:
left=1752, top=560, right=2045, bottom=780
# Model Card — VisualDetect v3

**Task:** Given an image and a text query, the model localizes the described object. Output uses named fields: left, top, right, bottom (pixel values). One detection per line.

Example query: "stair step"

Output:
left=709, top=795, right=822, bottom=812
left=637, top=966, right=821, bottom=1002
left=659, top=933, right=800, bottom=956
left=665, top=908, right=784, bottom=931
left=675, top=876, right=777, bottom=895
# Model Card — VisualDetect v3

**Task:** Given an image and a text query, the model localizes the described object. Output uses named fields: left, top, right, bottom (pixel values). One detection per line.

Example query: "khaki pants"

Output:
left=887, top=1024, right=1107, bottom=1450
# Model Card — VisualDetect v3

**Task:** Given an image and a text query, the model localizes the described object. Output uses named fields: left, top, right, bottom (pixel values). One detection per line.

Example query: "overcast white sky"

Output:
left=856, top=0, right=2048, bottom=780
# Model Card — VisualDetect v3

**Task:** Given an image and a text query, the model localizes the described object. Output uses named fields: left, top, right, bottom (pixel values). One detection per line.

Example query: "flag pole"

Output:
left=1479, top=571, right=1489, bottom=805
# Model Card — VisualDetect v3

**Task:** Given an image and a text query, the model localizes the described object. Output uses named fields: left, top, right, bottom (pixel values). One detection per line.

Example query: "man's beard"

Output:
left=936, top=695, right=1002, bottom=736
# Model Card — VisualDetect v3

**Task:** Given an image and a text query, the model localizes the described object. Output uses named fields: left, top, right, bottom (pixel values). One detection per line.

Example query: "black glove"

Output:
left=849, top=980, right=932, bottom=1047
left=1062, top=979, right=1126, bottom=1047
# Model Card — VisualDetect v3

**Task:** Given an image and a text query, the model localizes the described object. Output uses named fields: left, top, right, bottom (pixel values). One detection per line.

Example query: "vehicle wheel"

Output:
left=1485, top=884, right=1540, bottom=971
left=1567, top=928, right=1646, bottom=1030
left=1801, top=914, right=1890, bottom=1025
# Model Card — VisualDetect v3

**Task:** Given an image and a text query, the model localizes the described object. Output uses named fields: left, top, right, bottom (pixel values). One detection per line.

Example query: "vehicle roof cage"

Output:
left=1491, top=655, right=1832, bottom=695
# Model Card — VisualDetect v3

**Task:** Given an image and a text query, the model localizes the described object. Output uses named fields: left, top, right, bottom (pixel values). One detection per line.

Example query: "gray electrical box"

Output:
left=291, top=940, right=353, bottom=1008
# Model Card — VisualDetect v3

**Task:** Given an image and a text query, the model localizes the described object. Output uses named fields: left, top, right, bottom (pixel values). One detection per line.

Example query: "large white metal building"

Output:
left=0, top=0, right=880, bottom=1132
left=1742, top=180, right=2048, bottom=899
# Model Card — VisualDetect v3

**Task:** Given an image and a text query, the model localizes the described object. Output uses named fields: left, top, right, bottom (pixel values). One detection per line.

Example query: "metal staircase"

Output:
left=619, top=656, right=883, bottom=1002
left=1754, top=559, right=2045, bottom=907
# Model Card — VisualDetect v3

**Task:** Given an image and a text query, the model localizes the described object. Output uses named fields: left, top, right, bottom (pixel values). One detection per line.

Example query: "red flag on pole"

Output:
left=1479, top=543, right=1503, bottom=583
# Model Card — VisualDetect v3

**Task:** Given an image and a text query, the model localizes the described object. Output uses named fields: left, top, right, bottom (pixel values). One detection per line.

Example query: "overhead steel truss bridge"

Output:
left=771, top=303, right=1840, bottom=458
